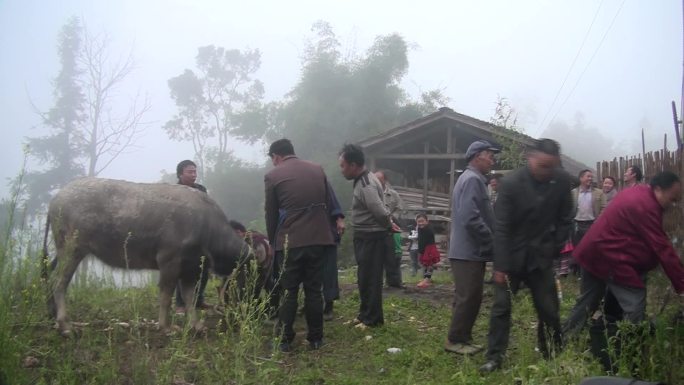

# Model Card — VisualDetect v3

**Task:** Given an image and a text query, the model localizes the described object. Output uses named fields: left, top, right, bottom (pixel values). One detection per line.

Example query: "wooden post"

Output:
left=642, top=128, right=647, bottom=177
left=447, top=126, right=455, bottom=199
left=423, top=141, right=429, bottom=208
left=672, top=101, right=682, bottom=149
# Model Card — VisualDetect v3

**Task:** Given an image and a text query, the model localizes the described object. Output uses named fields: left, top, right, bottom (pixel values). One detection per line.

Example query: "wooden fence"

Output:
left=595, top=149, right=683, bottom=190
left=596, top=148, right=684, bottom=233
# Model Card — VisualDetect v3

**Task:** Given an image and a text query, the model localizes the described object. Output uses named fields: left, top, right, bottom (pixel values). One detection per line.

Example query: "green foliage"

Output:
left=2, top=252, right=684, bottom=384
left=490, top=96, right=527, bottom=170
left=21, top=17, right=149, bottom=216
left=273, top=21, right=449, bottom=208
left=22, top=17, right=85, bottom=215
left=164, top=45, right=268, bottom=176
left=204, top=154, right=266, bottom=225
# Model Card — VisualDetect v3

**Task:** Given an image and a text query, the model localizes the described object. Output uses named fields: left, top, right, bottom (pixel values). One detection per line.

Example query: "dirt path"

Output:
left=339, top=282, right=453, bottom=306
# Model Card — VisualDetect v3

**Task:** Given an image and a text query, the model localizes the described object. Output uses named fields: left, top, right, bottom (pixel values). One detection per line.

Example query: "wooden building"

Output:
left=358, top=107, right=589, bottom=224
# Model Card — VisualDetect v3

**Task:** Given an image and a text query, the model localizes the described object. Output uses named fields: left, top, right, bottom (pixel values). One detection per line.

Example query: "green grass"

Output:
left=1, top=258, right=683, bottom=385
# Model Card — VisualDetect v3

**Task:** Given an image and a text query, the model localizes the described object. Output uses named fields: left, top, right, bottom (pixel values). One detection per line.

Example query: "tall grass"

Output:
left=1, top=160, right=683, bottom=384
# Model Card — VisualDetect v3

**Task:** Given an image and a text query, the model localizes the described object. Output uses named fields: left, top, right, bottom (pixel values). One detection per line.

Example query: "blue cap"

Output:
left=465, top=140, right=500, bottom=161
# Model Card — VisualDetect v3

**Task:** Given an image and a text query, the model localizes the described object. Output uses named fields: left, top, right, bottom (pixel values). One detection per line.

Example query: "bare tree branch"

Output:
left=78, top=24, right=148, bottom=176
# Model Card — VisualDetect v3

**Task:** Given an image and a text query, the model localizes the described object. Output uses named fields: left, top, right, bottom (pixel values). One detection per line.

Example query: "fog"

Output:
left=1, top=0, right=681, bottom=199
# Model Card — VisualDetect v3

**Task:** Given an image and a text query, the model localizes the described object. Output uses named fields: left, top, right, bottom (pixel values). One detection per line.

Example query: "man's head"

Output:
left=229, top=220, right=247, bottom=237
left=268, top=138, right=295, bottom=166
left=176, top=160, right=198, bottom=186
left=624, top=165, right=643, bottom=185
left=489, top=174, right=502, bottom=191
left=416, top=213, right=429, bottom=228
left=650, top=171, right=681, bottom=209
left=526, top=138, right=561, bottom=182
left=374, top=170, right=387, bottom=188
left=578, top=169, right=593, bottom=189
left=602, top=176, right=616, bottom=193
left=466, top=140, right=500, bottom=174
left=339, top=143, right=365, bottom=180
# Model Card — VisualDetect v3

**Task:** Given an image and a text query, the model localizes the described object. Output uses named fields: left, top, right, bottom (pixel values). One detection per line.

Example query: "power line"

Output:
left=537, top=0, right=605, bottom=133
left=547, top=0, right=628, bottom=127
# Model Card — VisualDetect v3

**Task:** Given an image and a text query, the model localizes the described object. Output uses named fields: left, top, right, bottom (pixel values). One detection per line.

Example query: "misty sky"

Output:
left=1, top=0, right=681, bottom=198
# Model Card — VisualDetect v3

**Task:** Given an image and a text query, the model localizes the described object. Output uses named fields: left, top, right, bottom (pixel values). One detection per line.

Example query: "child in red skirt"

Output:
left=416, top=213, right=440, bottom=288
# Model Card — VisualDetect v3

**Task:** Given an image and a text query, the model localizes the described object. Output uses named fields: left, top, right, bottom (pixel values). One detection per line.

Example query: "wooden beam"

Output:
left=447, top=126, right=455, bottom=200
left=423, top=142, right=429, bottom=208
left=374, top=153, right=466, bottom=160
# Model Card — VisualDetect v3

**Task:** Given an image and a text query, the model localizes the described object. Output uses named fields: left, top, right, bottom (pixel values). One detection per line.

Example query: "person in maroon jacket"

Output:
left=563, top=171, right=684, bottom=337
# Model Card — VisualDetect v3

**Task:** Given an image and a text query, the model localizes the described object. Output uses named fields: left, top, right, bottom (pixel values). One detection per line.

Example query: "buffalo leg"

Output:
left=52, top=248, right=86, bottom=337
left=158, top=266, right=178, bottom=331
left=179, top=277, right=204, bottom=331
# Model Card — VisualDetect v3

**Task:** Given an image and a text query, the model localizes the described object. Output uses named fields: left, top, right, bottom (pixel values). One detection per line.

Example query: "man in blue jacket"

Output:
left=445, top=140, right=499, bottom=355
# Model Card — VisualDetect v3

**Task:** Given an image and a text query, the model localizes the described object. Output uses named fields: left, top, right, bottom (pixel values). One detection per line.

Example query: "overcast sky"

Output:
left=1, top=0, right=681, bottom=198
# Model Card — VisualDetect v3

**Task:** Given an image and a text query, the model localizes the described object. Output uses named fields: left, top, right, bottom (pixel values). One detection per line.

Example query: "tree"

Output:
left=22, top=17, right=150, bottom=215
left=275, top=21, right=448, bottom=170
left=267, top=22, right=450, bottom=248
left=204, top=154, right=265, bottom=225
left=490, top=96, right=527, bottom=170
left=78, top=27, right=151, bottom=177
left=164, top=46, right=268, bottom=176
left=23, top=17, right=85, bottom=214
left=541, top=113, right=615, bottom=166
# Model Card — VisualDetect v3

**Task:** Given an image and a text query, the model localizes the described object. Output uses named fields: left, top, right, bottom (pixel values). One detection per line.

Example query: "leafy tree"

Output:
left=22, top=17, right=149, bottom=215
left=204, top=154, right=265, bottom=225
left=164, top=46, right=268, bottom=176
left=273, top=21, right=449, bottom=207
left=490, top=96, right=527, bottom=170
left=23, top=17, right=86, bottom=214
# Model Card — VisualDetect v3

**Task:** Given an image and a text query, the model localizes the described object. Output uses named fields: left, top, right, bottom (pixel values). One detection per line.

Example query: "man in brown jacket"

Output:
left=569, top=170, right=606, bottom=274
left=265, top=138, right=335, bottom=352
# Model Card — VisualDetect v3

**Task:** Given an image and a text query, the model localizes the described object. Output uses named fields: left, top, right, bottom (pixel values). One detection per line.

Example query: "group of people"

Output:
left=174, top=136, right=684, bottom=373
left=443, top=139, right=684, bottom=373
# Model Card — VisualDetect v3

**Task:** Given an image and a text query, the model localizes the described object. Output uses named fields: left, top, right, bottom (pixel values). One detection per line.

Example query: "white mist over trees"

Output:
left=164, top=46, right=269, bottom=178
left=20, top=17, right=150, bottom=216
left=158, top=21, right=449, bottom=224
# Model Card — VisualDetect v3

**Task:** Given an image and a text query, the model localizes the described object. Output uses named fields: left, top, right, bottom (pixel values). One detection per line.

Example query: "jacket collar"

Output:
left=353, top=169, right=370, bottom=187
left=466, top=165, right=487, bottom=183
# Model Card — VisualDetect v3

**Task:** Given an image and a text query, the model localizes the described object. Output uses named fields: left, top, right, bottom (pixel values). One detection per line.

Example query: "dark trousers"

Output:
left=485, top=266, right=562, bottom=363
left=563, top=268, right=644, bottom=338
left=175, top=262, right=210, bottom=307
left=322, top=245, right=340, bottom=304
left=448, top=259, right=486, bottom=344
left=571, top=221, right=594, bottom=272
left=354, top=231, right=390, bottom=326
left=384, top=233, right=402, bottom=287
left=278, top=245, right=326, bottom=343
left=409, top=249, right=419, bottom=275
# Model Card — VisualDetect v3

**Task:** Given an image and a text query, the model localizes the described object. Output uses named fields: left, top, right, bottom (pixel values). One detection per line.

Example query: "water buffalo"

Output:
left=43, top=177, right=248, bottom=336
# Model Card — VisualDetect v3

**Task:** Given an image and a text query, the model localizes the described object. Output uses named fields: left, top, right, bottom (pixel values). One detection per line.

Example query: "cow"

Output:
left=43, top=177, right=248, bottom=336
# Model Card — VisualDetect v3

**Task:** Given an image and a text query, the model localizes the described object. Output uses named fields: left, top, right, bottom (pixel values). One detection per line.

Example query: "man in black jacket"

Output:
left=174, top=160, right=210, bottom=314
left=479, top=139, right=573, bottom=373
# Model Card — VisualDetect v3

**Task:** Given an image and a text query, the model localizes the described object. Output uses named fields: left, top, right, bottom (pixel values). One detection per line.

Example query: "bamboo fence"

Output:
left=595, top=149, right=684, bottom=233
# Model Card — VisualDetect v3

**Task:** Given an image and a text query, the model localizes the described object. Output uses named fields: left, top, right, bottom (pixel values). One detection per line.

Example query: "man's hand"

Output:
left=391, top=222, right=402, bottom=233
left=336, top=217, right=345, bottom=236
left=493, top=271, right=508, bottom=286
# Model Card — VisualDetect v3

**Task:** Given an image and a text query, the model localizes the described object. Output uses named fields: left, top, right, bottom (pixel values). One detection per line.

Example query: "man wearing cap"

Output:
left=444, top=140, right=499, bottom=355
